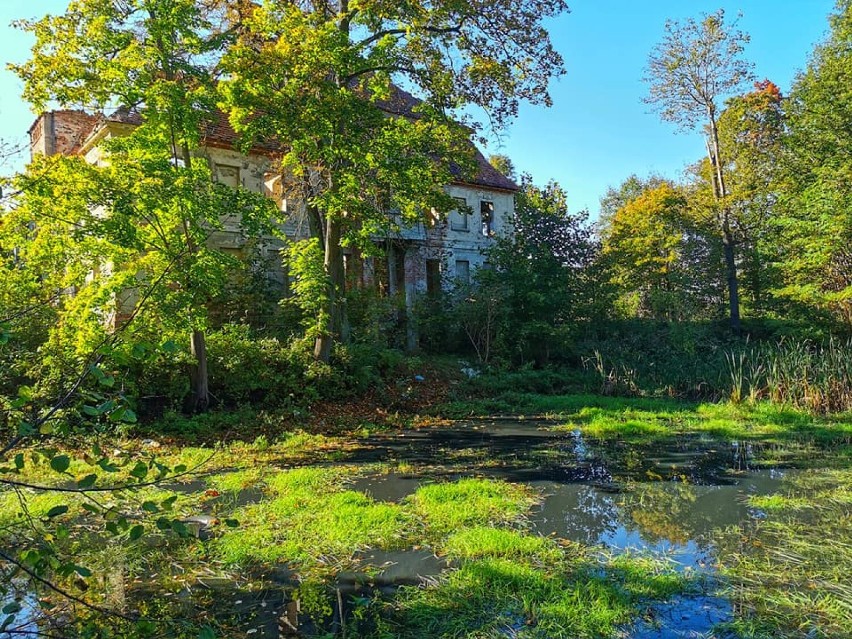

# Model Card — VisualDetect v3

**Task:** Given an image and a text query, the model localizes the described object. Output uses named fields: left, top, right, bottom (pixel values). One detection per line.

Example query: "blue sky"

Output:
left=0, top=0, right=837, bottom=217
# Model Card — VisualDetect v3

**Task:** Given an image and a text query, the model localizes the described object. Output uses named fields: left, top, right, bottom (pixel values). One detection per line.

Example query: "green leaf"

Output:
left=73, top=565, right=92, bottom=578
left=130, top=461, right=148, bottom=479
left=50, top=455, right=70, bottom=473
left=82, top=405, right=101, bottom=416
left=77, top=474, right=98, bottom=489
left=16, top=421, right=35, bottom=436
left=14, top=453, right=24, bottom=470
left=141, top=501, right=159, bottom=513
left=46, top=505, right=69, bottom=518
left=197, top=626, right=216, bottom=639
left=98, top=459, right=119, bottom=473
left=160, top=495, right=178, bottom=510
left=2, top=602, right=22, bottom=615
left=224, top=518, right=239, bottom=528
left=161, top=340, right=179, bottom=354
left=155, top=517, right=172, bottom=531
left=129, top=524, right=144, bottom=541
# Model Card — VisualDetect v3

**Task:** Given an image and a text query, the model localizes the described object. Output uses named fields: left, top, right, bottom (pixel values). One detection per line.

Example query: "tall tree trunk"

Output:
left=314, top=7, right=353, bottom=363
left=722, top=226, right=741, bottom=334
left=180, top=143, right=211, bottom=411
left=314, top=214, right=345, bottom=362
left=185, top=329, right=210, bottom=413
left=708, top=113, right=741, bottom=334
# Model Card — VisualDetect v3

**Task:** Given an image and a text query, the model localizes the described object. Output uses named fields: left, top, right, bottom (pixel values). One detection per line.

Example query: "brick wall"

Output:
left=29, top=110, right=99, bottom=159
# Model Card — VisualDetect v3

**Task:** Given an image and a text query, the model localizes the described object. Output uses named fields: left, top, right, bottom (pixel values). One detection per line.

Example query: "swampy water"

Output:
left=285, top=420, right=790, bottom=638
left=6, top=419, right=806, bottom=638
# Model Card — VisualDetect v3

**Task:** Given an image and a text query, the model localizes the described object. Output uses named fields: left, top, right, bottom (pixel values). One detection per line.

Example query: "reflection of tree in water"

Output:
left=583, top=436, right=753, bottom=485
left=618, top=483, right=699, bottom=546
left=535, top=485, right=621, bottom=545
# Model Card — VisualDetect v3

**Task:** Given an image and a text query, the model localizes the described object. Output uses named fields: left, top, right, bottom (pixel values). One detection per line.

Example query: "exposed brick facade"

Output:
left=28, top=110, right=100, bottom=158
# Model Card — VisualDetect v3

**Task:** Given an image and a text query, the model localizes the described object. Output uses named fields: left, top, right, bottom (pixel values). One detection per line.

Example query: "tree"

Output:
left=598, top=173, right=668, bottom=239
left=478, top=174, right=600, bottom=363
left=644, top=9, right=754, bottom=332
left=709, top=80, right=785, bottom=316
left=602, top=182, right=721, bottom=319
left=488, top=154, right=517, bottom=181
left=218, top=0, right=568, bottom=361
left=10, top=0, right=276, bottom=410
left=775, top=0, right=852, bottom=327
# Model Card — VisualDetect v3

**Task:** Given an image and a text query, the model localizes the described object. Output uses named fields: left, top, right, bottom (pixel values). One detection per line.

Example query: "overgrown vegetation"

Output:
left=1, top=0, right=852, bottom=637
left=719, top=469, right=852, bottom=638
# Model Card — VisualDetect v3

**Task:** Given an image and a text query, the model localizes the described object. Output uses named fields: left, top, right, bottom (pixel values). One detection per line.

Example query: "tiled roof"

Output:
left=103, top=91, right=517, bottom=192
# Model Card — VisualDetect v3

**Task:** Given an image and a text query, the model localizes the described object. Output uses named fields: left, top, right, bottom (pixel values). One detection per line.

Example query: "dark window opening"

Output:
left=426, top=259, right=442, bottom=296
left=481, top=201, right=494, bottom=236
left=455, top=259, right=470, bottom=285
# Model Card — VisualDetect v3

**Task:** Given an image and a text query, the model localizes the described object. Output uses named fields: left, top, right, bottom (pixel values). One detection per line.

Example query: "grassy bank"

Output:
left=439, top=393, right=852, bottom=453
left=3, top=393, right=852, bottom=637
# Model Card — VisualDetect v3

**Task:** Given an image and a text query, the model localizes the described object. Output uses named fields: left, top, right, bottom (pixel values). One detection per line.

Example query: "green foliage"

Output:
left=283, top=238, right=330, bottom=339
left=218, top=0, right=568, bottom=359
left=437, top=175, right=603, bottom=366
left=602, top=182, right=722, bottom=320
left=773, top=0, right=852, bottom=327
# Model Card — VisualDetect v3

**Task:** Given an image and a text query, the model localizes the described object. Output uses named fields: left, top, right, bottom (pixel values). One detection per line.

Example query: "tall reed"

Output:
left=725, top=338, right=852, bottom=413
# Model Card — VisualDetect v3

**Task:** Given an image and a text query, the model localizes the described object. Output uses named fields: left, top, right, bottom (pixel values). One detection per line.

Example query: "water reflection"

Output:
left=5, top=419, right=800, bottom=638
left=345, top=421, right=790, bottom=575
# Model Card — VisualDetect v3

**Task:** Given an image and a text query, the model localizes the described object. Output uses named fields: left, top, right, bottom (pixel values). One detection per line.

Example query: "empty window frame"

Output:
left=480, top=200, right=494, bottom=236
left=449, top=197, right=469, bottom=231
left=215, top=164, right=241, bottom=189
left=426, top=259, right=442, bottom=296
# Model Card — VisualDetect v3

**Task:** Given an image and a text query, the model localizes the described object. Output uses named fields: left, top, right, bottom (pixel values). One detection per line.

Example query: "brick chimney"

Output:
left=28, top=110, right=99, bottom=160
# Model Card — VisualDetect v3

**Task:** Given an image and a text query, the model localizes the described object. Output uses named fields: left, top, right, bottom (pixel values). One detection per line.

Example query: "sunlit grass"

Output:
left=442, top=527, right=564, bottom=566
left=214, top=467, right=412, bottom=570
left=407, top=478, right=537, bottom=537
left=718, top=468, right=852, bottom=638
left=365, top=552, right=690, bottom=639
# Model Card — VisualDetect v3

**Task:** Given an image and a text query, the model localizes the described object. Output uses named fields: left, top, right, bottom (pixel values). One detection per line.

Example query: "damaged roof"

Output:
left=70, top=89, right=517, bottom=192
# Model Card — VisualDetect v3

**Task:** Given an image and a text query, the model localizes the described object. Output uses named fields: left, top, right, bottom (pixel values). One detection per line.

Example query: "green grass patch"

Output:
left=366, top=553, right=689, bottom=639
left=408, top=478, right=537, bottom=536
left=214, top=467, right=411, bottom=570
left=442, top=528, right=564, bottom=566
left=718, top=468, right=852, bottom=638
left=531, top=395, right=852, bottom=452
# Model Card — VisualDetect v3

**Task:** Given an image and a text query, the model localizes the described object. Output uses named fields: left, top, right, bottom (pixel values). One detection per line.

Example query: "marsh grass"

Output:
left=363, top=550, right=690, bottom=639
left=407, top=478, right=537, bottom=537
left=534, top=396, right=852, bottom=452
left=718, top=468, right=852, bottom=638
left=726, top=338, right=852, bottom=414
left=442, top=528, right=565, bottom=566
left=214, top=467, right=414, bottom=570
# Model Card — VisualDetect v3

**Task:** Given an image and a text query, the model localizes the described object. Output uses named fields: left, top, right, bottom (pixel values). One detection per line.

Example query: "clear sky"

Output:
left=0, top=0, right=838, bottom=217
